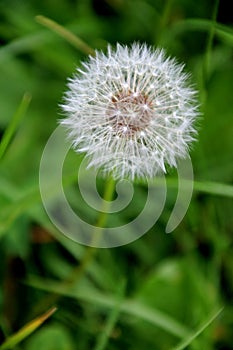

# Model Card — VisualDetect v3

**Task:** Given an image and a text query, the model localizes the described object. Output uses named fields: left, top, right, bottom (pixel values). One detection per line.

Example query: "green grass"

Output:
left=0, top=0, right=233, bottom=349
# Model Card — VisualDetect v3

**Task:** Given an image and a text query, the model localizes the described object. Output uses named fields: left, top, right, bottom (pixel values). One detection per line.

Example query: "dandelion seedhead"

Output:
left=61, top=43, right=199, bottom=180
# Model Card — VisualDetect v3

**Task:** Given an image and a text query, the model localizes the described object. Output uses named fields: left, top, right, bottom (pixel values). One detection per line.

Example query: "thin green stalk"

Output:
left=32, top=177, right=116, bottom=313
left=193, top=180, right=233, bottom=198
left=0, top=93, right=31, bottom=161
left=160, top=0, right=173, bottom=31
left=35, top=15, right=95, bottom=56
left=27, top=276, right=191, bottom=338
left=96, top=177, right=116, bottom=225
left=0, top=307, right=57, bottom=350
left=202, top=0, right=219, bottom=96
left=171, top=307, right=223, bottom=350
left=156, top=0, right=173, bottom=45
left=94, top=281, right=125, bottom=350
left=65, top=177, right=116, bottom=275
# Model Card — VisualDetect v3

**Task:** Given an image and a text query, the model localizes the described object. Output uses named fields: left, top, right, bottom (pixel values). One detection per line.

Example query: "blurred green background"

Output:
left=0, top=0, right=233, bottom=349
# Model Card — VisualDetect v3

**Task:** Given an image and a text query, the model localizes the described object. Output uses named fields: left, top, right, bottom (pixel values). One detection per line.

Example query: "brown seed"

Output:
left=106, top=90, right=153, bottom=137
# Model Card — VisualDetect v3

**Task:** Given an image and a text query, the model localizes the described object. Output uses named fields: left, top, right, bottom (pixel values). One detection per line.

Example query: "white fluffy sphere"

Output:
left=61, top=43, right=199, bottom=180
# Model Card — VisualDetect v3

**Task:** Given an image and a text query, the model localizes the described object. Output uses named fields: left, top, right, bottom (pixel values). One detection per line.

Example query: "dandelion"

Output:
left=61, top=43, right=199, bottom=180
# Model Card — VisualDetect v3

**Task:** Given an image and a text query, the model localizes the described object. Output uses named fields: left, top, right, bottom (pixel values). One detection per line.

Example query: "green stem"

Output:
left=94, top=281, right=125, bottom=350
left=0, top=93, right=31, bottom=161
left=171, top=307, right=223, bottom=350
left=202, top=0, right=219, bottom=98
left=83, top=176, right=116, bottom=248
left=35, top=15, right=95, bottom=56
left=69, top=177, right=115, bottom=266
left=0, top=307, right=57, bottom=350
left=156, top=0, right=173, bottom=45
left=32, top=177, right=116, bottom=312
left=95, top=177, right=116, bottom=228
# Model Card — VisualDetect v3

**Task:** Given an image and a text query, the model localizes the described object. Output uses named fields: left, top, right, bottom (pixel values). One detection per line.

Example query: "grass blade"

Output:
left=0, top=93, right=31, bottom=161
left=94, top=281, right=125, bottom=350
left=35, top=15, right=95, bottom=56
left=27, top=276, right=191, bottom=338
left=0, top=307, right=57, bottom=350
left=171, top=307, right=224, bottom=350
left=166, top=19, right=233, bottom=46
left=193, top=181, right=233, bottom=197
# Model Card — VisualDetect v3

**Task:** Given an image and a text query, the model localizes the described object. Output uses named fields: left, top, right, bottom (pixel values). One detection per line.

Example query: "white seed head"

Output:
left=61, top=43, right=199, bottom=180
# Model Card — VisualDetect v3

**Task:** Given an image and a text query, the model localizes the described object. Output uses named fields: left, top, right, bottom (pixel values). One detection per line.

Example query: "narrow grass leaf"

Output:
left=35, top=15, right=95, bottom=56
left=171, top=307, right=224, bottom=350
left=0, top=307, right=57, bottom=350
left=0, top=93, right=31, bottom=161
left=0, top=187, right=41, bottom=237
left=94, top=281, right=125, bottom=350
left=193, top=181, right=233, bottom=197
left=203, top=0, right=220, bottom=82
left=167, top=19, right=233, bottom=46
left=163, top=178, right=233, bottom=198
left=27, top=277, right=191, bottom=338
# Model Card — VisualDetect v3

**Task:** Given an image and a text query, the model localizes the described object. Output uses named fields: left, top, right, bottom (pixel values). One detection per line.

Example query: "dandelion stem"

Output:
left=96, top=177, right=116, bottom=227
left=84, top=177, right=116, bottom=248
left=32, top=177, right=116, bottom=313
left=64, top=177, right=115, bottom=271
left=58, top=177, right=115, bottom=282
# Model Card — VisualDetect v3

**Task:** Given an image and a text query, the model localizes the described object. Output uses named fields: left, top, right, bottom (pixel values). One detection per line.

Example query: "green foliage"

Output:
left=25, top=325, right=74, bottom=350
left=0, top=0, right=232, bottom=349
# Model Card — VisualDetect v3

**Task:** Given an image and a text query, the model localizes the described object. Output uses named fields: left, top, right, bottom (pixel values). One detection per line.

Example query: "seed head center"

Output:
left=107, top=90, right=152, bottom=137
